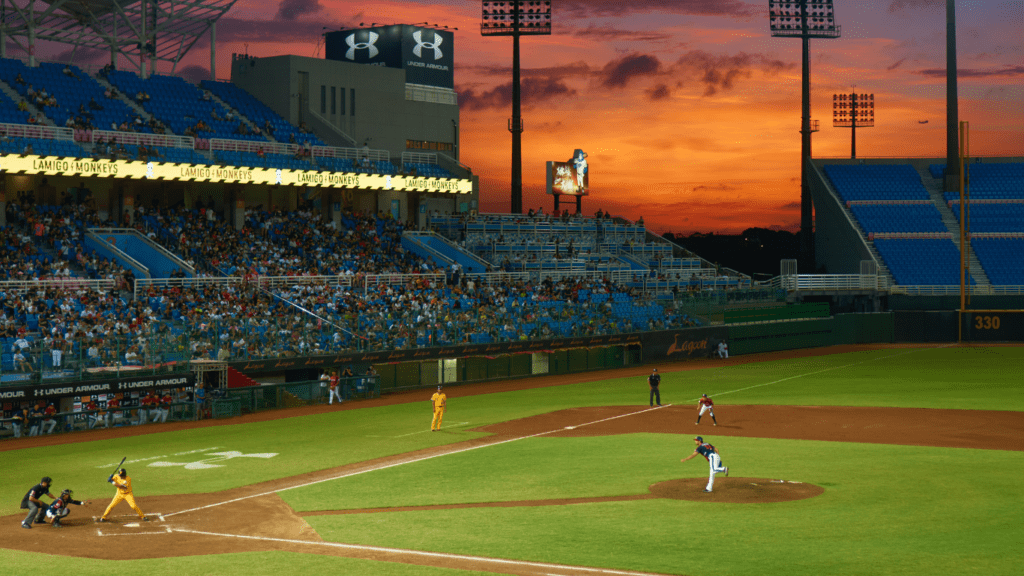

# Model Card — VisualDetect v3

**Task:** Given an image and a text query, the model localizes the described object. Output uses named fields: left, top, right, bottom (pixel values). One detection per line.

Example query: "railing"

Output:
left=134, top=274, right=353, bottom=298
left=402, top=151, right=438, bottom=165
left=88, top=227, right=195, bottom=277
left=465, top=271, right=531, bottom=284
left=209, top=138, right=297, bottom=156
left=889, top=285, right=1024, bottom=296
left=84, top=230, right=151, bottom=279
left=305, top=108, right=358, bottom=147
left=405, top=83, right=457, bottom=105
left=0, top=278, right=117, bottom=292
left=91, top=129, right=194, bottom=150
left=770, top=274, right=888, bottom=291
left=0, top=122, right=73, bottom=141
left=312, top=144, right=390, bottom=162
left=363, top=273, right=446, bottom=292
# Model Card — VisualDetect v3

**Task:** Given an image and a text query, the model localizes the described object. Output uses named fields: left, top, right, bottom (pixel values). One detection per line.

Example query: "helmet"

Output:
left=437, top=385, right=442, bottom=390
left=694, top=436, right=703, bottom=443
left=41, top=476, right=52, bottom=485
left=652, top=368, right=657, bottom=372
left=119, top=468, right=127, bottom=476
left=61, top=489, right=73, bottom=499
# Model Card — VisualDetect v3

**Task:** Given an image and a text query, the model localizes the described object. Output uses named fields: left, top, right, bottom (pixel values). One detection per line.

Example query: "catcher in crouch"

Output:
left=46, top=489, right=89, bottom=528
left=98, top=468, right=149, bottom=522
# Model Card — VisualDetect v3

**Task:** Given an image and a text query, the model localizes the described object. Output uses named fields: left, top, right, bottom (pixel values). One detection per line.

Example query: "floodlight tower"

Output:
left=833, top=91, right=874, bottom=159
left=769, top=1, right=841, bottom=271
left=481, top=1, right=553, bottom=215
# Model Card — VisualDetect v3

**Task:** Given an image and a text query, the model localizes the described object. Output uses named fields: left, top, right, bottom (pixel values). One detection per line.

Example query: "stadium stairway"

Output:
left=93, top=74, right=158, bottom=129
left=914, top=163, right=991, bottom=287
left=203, top=90, right=268, bottom=141
left=403, top=231, right=490, bottom=273
left=0, top=76, right=54, bottom=126
left=89, top=228, right=193, bottom=278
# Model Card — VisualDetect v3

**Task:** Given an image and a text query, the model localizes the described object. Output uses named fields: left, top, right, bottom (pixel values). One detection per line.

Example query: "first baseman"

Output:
left=430, top=385, right=446, bottom=431
left=681, top=436, right=728, bottom=492
left=98, top=468, right=148, bottom=522
left=696, top=393, right=717, bottom=426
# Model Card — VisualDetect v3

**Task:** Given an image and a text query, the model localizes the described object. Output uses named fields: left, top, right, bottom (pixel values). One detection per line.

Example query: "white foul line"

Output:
left=164, top=405, right=663, bottom=519
left=693, top=345, right=952, bottom=402
left=173, top=528, right=669, bottom=576
left=392, top=422, right=472, bottom=438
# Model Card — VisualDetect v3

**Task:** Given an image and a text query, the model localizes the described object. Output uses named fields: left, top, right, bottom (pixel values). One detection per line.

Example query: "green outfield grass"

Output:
left=2, top=345, right=1022, bottom=576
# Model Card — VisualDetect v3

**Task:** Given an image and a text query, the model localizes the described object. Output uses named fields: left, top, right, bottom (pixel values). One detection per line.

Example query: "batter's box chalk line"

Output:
left=97, top=525, right=173, bottom=536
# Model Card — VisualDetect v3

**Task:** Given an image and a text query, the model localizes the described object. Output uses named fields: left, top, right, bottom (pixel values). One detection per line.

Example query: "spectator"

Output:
left=63, top=64, right=77, bottom=79
left=14, top=72, right=26, bottom=85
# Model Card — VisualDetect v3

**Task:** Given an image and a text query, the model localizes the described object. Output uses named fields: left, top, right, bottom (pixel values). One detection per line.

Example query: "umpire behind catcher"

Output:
left=20, top=476, right=55, bottom=529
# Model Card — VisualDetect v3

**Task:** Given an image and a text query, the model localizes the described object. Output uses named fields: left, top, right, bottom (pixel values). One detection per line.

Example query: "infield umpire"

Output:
left=20, top=476, right=55, bottom=529
left=649, top=368, right=662, bottom=407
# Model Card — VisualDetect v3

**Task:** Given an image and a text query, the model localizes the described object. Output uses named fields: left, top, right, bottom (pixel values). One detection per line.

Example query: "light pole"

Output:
left=833, top=91, right=874, bottom=159
left=481, top=1, right=552, bottom=215
left=769, top=0, right=841, bottom=271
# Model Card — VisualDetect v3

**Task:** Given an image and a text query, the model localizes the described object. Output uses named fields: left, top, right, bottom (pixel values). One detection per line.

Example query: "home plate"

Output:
left=125, top=522, right=140, bottom=528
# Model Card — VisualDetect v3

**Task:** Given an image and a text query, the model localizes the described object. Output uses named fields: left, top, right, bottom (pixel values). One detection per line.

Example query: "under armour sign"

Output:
left=345, top=32, right=379, bottom=60
left=412, top=30, right=443, bottom=60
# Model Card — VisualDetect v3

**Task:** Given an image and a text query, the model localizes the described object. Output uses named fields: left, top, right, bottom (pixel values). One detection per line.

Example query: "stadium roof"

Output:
left=0, top=0, right=235, bottom=73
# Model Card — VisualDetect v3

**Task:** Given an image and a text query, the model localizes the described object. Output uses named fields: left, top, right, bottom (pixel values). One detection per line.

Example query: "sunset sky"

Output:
left=21, top=0, right=1024, bottom=234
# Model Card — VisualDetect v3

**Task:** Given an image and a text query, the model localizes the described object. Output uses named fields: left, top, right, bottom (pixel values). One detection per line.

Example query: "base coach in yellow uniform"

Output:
left=98, top=468, right=149, bottom=522
left=430, top=385, right=447, bottom=431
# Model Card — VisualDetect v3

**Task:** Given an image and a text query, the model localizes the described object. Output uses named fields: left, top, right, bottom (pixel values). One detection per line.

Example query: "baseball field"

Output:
left=2, top=343, right=1022, bottom=576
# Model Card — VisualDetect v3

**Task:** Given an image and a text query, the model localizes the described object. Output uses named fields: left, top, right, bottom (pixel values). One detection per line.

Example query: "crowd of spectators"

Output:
left=1, top=198, right=718, bottom=382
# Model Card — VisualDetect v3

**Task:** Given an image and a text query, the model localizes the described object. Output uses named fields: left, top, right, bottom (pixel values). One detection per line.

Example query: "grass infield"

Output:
left=1, top=345, right=1022, bottom=576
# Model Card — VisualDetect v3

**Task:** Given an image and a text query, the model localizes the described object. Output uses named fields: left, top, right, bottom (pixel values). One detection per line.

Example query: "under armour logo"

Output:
left=345, top=32, right=379, bottom=60
left=412, top=30, right=443, bottom=60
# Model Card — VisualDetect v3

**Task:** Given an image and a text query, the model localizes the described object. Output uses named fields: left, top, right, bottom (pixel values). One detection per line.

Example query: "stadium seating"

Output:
left=873, top=239, right=965, bottom=285
left=403, top=162, right=453, bottom=178
left=949, top=204, right=1024, bottom=234
left=106, top=71, right=265, bottom=141
left=970, top=238, right=1024, bottom=285
left=849, top=203, right=948, bottom=234
left=0, top=136, right=86, bottom=157
left=200, top=80, right=324, bottom=146
left=824, top=164, right=930, bottom=202
left=0, top=59, right=145, bottom=134
left=213, top=149, right=313, bottom=171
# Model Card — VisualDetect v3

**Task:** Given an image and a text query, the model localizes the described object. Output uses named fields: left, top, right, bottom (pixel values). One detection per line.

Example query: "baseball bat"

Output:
left=107, top=456, right=126, bottom=483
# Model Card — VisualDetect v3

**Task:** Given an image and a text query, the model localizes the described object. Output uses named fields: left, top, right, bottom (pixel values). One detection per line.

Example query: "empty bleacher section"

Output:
left=106, top=70, right=262, bottom=141
left=0, top=59, right=143, bottom=135
left=823, top=163, right=968, bottom=286
left=0, top=123, right=83, bottom=157
left=935, top=162, right=1024, bottom=286
left=200, top=80, right=324, bottom=146
left=211, top=139, right=313, bottom=170
left=823, top=164, right=930, bottom=201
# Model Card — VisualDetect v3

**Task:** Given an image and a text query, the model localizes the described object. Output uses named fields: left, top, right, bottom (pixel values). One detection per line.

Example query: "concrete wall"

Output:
left=230, top=54, right=460, bottom=163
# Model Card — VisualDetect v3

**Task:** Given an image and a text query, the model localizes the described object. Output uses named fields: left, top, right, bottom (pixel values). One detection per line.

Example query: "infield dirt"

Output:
left=2, top=344, right=1022, bottom=576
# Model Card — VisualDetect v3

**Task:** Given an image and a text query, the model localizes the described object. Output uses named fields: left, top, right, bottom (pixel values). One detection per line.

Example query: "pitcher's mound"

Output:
left=650, top=478, right=824, bottom=503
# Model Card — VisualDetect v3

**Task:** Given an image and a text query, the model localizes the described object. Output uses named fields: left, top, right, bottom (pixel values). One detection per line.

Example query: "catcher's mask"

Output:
left=61, top=489, right=73, bottom=500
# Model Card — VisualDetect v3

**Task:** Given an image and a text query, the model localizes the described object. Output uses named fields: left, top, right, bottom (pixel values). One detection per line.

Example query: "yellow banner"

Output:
left=0, top=154, right=472, bottom=194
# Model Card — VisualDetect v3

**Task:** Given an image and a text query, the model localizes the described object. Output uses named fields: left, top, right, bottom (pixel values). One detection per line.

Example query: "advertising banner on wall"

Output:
left=326, top=25, right=455, bottom=89
left=0, top=154, right=473, bottom=193
left=0, top=373, right=194, bottom=402
left=640, top=326, right=729, bottom=362
left=546, top=149, right=589, bottom=196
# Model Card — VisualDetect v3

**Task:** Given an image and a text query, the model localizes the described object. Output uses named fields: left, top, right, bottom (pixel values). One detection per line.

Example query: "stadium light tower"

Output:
left=769, top=0, right=841, bottom=271
left=481, top=1, right=552, bottom=215
left=833, top=91, right=874, bottom=159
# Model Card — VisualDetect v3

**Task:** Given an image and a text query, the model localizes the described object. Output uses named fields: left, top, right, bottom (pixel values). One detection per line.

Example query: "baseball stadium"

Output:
left=1, top=2, right=1022, bottom=576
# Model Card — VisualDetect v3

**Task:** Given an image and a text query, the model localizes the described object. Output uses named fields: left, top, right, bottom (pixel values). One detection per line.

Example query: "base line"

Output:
left=174, top=528, right=668, bottom=576
left=693, top=345, right=953, bottom=402
left=164, top=405, right=662, bottom=518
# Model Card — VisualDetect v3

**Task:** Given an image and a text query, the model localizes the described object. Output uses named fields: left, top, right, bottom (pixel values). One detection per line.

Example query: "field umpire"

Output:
left=20, top=476, right=55, bottom=529
left=648, top=369, right=662, bottom=407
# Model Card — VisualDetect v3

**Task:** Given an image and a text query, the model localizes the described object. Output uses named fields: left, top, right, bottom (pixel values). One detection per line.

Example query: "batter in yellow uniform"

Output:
left=98, top=468, right=148, bottom=522
left=430, top=385, right=447, bottom=431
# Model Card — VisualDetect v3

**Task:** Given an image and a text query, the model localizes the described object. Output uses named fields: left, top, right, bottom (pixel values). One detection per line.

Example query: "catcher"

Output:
left=45, top=489, right=89, bottom=528
left=430, top=385, right=446, bottom=431
left=97, top=468, right=149, bottom=523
